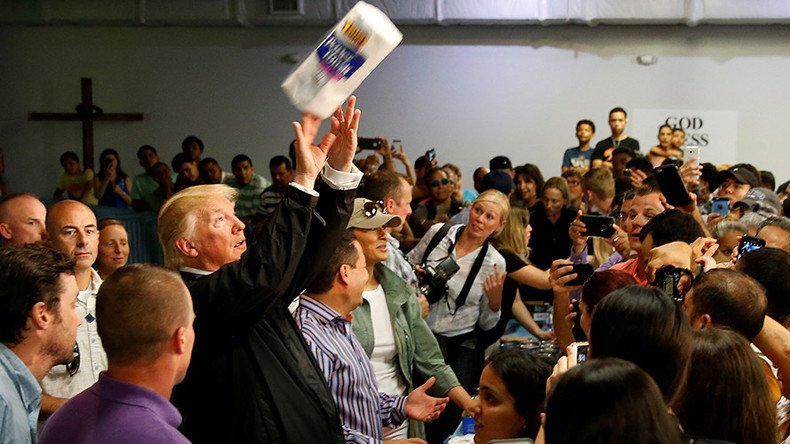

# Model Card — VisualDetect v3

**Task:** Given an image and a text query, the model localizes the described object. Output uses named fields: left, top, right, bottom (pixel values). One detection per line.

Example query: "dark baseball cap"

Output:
left=481, top=170, right=515, bottom=195
left=489, top=156, right=513, bottom=171
left=717, top=166, right=759, bottom=189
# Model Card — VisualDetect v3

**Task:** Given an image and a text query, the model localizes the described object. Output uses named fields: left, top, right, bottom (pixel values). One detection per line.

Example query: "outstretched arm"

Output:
left=188, top=109, right=350, bottom=325
left=403, top=377, right=450, bottom=422
left=753, top=316, right=790, bottom=398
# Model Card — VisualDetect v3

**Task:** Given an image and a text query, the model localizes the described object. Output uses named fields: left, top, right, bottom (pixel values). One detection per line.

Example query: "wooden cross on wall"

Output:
left=29, top=78, right=143, bottom=171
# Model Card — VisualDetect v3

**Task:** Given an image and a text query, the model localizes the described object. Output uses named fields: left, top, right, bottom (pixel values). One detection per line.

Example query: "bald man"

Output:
left=0, top=193, right=48, bottom=245
left=39, top=265, right=193, bottom=443
left=756, top=216, right=790, bottom=253
left=40, top=200, right=107, bottom=419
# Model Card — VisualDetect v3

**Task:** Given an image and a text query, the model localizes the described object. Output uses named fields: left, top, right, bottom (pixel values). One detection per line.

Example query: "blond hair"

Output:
left=583, top=167, right=615, bottom=201
left=493, top=206, right=531, bottom=260
left=158, top=184, right=238, bottom=269
left=473, top=189, right=511, bottom=226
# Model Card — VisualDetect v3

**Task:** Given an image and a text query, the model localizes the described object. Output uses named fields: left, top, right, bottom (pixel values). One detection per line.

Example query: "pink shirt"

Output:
left=609, top=257, right=650, bottom=286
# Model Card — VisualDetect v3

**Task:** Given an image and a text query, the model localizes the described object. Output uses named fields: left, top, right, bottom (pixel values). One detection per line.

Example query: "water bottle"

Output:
left=461, top=388, right=478, bottom=435
left=461, top=413, right=475, bottom=435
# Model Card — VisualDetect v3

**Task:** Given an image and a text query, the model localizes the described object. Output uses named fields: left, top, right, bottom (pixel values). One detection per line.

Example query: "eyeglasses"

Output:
left=651, top=265, right=694, bottom=304
left=429, top=178, right=451, bottom=188
left=363, top=200, right=387, bottom=218
left=66, top=342, right=80, bottom=377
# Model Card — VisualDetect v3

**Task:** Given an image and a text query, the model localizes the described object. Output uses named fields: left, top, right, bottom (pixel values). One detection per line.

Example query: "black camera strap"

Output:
left=447, top=228, right=489, bottom=313
left=420, top=223, right=456, bottom=265
left=421, top=224, right=489, bottom=314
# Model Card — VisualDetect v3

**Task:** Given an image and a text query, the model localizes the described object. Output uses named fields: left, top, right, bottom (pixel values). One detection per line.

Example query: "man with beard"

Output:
left=0, top=244, right=80, bottom=441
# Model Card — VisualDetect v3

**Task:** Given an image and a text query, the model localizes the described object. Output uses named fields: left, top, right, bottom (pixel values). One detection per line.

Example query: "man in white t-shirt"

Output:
left=40, top=200, right=107, bottom=420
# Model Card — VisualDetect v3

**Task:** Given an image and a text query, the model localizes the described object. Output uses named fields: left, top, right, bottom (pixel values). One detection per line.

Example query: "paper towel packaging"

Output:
left=281, top=1, right=403, bottom=118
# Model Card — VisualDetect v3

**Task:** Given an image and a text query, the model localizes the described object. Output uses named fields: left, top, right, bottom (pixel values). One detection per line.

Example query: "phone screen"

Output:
left=654, top=164, right=692, bottom=207
left=737, top=236, right=766, bottom=261
left=571, top=342, right=589, bottom=364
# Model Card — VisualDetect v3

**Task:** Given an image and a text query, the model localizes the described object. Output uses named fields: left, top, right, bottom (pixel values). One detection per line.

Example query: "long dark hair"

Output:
left=673, top=328, right=776, bottom=444
left=545, top=358, right=684, bottom=444
left=589, top=285, right=692, bottom=405
left=485, top=349, right=553, bottom=438
left=98, top=148, right=128, bottom=180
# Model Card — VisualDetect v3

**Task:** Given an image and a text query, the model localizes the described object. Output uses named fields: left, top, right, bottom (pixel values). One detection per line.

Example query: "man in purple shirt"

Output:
left=295, top=232, right=449, bottom=444
left=39, top=264, right=194, bottom=443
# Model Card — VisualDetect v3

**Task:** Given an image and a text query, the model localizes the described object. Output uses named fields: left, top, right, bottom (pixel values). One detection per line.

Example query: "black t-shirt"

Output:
left=591, top=136, right=640, bottom=161
left=526, top=203, right=577, bottom=303
left=479, top=248, right=527, bottom=346
left=528, top=203, right=577, bottom=271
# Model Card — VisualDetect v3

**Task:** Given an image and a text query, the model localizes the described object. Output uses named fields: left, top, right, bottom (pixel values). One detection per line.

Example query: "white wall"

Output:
left=2, top=24, right=790, bottom=197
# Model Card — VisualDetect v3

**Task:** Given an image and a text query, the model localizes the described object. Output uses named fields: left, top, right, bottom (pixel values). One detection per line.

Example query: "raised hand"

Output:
left=292, top=113, right=338, bottom=190
left=545, top=348, right=579, bottom=396
left=629, top=168, right=648, bottom=188
left=549, top=259, right=581, bottom=298
left=605, top=224, right=632, bottom=258
left=483, top=265, right=506, bottom=311
left=569, top=211, right=588, bottom=255
left=404, top=376, right=449, bottom=422
left=679, top=158, right=702, bottom=188
left=327, top=96, right=361, bottom=173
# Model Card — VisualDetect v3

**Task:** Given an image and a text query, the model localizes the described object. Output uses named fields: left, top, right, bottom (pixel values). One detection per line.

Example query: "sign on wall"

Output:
left=631, top=109, right=738, bottom=168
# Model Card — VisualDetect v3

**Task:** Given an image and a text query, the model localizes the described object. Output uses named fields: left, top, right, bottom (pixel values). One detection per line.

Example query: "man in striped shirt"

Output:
left=296, top=232, right=448, bottom=444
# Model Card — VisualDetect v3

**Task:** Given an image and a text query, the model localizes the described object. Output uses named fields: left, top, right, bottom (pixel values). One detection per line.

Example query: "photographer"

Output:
left=407, top=190, right=507, bottom=440
left=93, top=149, right=132, bottom=208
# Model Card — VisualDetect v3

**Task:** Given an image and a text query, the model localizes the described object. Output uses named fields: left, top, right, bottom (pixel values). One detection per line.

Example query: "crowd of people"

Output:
left=1, top=100, right=790, bottom=444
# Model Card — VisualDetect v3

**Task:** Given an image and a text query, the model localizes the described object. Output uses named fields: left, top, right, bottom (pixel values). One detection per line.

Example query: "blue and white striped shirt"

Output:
left=295, top=295, right=407, bottom=443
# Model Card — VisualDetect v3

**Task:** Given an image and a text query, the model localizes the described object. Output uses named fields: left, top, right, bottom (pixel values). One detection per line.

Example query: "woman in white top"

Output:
left=407, top=190, right=508, bottom=418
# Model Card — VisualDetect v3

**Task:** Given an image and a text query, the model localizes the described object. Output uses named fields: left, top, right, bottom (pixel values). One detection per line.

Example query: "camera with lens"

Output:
left=415, top=256, right=460, bottom=304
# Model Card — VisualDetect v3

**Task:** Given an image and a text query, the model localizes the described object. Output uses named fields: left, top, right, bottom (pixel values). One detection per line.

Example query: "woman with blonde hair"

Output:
left=95, top=218, right=130, bottom=279
left=485, top=207, right=553, bottom=345
left=408, top=189, right=509, bottom=440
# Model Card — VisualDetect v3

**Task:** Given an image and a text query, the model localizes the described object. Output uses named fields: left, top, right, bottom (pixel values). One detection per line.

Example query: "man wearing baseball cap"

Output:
left=489, top=156, right=514, bottom=177
left=715, top=165, right=760, bottom=206
left=733, top=188, right=782, bottom=218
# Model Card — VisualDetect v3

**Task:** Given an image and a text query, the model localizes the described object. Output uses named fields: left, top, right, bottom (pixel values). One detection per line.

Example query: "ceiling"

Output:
left=2, top=0, right=790, bottom=27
